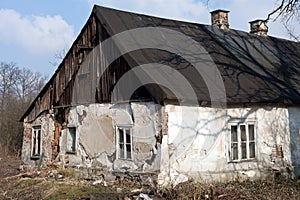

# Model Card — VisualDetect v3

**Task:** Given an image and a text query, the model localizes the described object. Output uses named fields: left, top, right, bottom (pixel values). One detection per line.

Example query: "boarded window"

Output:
left=230, top=123, right=256, bottom=161
left=66, top=127, right=76, bottom=153
left=117, top=126, right=132, bottom=160
left=31, top=125, right=42, bottom=158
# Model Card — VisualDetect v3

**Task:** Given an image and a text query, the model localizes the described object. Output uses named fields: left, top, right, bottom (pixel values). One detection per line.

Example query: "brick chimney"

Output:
left=210, top=9, right=230, bottom=30
left=249, top=19, right=268, bottom=36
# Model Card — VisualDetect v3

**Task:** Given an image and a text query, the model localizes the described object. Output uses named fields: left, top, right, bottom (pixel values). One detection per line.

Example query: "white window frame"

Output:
left=31, top=125, right=42, bottom=159
left=66, top=126, right=77, bottom=154
left=228, top=121, right=256, bottom=162
left=116, top=125, right=133, bottom=160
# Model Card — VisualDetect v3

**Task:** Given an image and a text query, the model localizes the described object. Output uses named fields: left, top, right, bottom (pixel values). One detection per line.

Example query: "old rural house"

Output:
left=21, top=5, right=300, bottom=185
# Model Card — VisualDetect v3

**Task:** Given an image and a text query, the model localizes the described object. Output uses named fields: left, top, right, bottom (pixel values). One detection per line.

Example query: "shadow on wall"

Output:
left=167, top=106, right=295, bottom=183
left=288, top=107, right=300, bottom=177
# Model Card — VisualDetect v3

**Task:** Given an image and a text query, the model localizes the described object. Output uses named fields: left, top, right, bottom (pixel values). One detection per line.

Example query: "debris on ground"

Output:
left=1, top=156, right=300, bottom=199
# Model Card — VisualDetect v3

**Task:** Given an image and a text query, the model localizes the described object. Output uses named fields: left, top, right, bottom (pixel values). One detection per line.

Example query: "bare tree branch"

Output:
left=266, top=0, right=299, bottom=41
left=266, top=0, right=286, bottom=21
left=267, top=0, right=299, bottom=21
left=49, top=47, right=68, bottom=67
left=283, top=23, right=300, bottom=41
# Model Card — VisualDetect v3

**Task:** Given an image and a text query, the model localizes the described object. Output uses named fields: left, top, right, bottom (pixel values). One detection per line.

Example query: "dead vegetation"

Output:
left=161, top=178, right=300, bottom=200
left=1, top=156, right=300, bottom=200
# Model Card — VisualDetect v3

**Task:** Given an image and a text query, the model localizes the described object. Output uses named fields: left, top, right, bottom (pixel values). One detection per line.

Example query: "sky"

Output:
left=0, top=0, right=299, bottom=76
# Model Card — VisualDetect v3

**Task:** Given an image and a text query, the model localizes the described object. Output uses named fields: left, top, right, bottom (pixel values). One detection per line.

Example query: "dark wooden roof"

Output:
left=93, top=5, right=300, bottom=105
left=21, top=5, right=300, bottom=121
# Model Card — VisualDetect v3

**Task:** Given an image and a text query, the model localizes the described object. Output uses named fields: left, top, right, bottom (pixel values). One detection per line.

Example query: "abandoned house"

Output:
left=21, top=5, right=300, bottom=185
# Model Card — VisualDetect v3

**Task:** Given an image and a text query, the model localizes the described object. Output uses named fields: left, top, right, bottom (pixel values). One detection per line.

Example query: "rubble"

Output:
left=137, top=193, right=153, bottom=200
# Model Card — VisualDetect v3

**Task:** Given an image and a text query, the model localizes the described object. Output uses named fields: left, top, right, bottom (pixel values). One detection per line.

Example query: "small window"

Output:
left=31, top=125, right=42, bottom=158
left=229, top=122, right=256, bottom=161
left=116, top=126, right=132, bottom=160
left=66, top=127, right=76, bottom=153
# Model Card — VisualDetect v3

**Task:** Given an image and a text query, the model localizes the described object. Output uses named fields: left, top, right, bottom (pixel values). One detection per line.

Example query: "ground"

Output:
left=0, top=156, right=300, bottom=200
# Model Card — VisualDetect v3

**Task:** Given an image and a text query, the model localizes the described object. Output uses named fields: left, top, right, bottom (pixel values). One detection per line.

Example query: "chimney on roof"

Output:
left=249, top=19, right=268, bottom=36
left=210, top=9, right=230, bottom=31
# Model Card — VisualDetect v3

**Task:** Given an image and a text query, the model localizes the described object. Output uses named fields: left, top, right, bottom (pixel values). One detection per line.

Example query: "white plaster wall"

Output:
left=161, top=105, right=294, bottom=183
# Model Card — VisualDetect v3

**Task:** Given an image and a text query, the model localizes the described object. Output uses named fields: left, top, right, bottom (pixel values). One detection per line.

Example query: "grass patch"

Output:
left=4, top=178, right=46, bottom=199
left=3, top=178, right=118, bottom=200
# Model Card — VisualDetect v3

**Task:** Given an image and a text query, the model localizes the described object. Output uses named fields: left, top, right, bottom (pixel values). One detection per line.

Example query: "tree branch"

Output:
left=267, top=0, right=299, bottom=21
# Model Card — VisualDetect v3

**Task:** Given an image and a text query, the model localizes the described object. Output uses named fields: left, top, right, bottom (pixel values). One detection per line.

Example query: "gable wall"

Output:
left=23, top=14, right=98, bottom=122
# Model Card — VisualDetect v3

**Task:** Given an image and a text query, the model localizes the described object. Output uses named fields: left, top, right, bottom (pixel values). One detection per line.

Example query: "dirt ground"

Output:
left=1, top=156, right=300, bottom=200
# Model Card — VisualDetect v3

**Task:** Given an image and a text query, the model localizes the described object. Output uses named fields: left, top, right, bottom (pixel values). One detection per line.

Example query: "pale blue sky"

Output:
left=0, top=0, right=298, bottom=76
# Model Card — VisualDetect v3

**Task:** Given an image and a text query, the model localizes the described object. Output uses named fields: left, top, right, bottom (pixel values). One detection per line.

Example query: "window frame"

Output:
left=66, top=126, right=77, bottom=154
left=228, top=121, right=256, bottom=162
left=116, top=125, right=133, bottom=160
left=31, top=125, right=42, bottom=159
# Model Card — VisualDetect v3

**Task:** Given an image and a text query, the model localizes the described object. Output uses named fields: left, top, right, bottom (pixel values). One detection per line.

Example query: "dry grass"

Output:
left=160, top=178, right=300, bottom=200
left=1, top=157, right=300, bottom=199
left=1, top=176, right=300, bottom=200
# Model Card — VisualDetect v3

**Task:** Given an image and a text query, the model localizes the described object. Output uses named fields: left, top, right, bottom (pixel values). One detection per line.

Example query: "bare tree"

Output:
left=0, top=62, right=46, bottom=156
left=15, top=68, right=46, bottom=104
left=49, top=47, right=68, bottom=67
left=0, top=62, right=19, bottom=111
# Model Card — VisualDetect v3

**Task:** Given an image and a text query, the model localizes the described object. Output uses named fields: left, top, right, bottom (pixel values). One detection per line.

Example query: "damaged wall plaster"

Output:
left=57, top=102, right=162, bottom=173
left=21, top=113, right=55, bottom=170
left=21, top=103, right=300, bottom=185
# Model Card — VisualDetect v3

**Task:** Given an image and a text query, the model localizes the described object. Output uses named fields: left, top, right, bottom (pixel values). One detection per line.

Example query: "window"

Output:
left=229, top=122, right=255, bottom=161
left=66, top=127, right=76, bottom=153
left=116, top=126, right=132, bottom=160
left=31, top=125, right=42, bottom=158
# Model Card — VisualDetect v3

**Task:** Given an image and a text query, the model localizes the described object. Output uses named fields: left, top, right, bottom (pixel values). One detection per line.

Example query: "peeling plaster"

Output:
left=51, top=102, right=161, bottom=173
left=21, top=103, right=300, bottom=183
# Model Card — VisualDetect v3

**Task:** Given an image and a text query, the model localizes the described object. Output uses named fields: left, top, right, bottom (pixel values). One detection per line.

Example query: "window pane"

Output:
left=231, top=126, right=237, bottom=142
left=32, top=126, right=41, bottom=157
left=32, top=136, right=36, bottom=156
left=119, top=129, right=124, bottom=143
left=33, top=130, right=37, bottom=140
left=118, top=127, right=132, bottom=160
left=71, top=131, right=76, bottom=151
left=119, top=144, right=124, bottom=159
left=241, top=143, right=247, bottom=159
left=126, top=144, right=131, bottom=159
left=126, top=131, right=131, bottom=144
left=249, top=124, right=255, bottom=140
left=232, top=143, right=238, bottom=160
left=37, top=130, right=41, bottom=155
left=67, top=127, right=76, bottom=152
left=240, top=125, right=246, bottom=141
left=249, top=142, right=255, bottom=158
